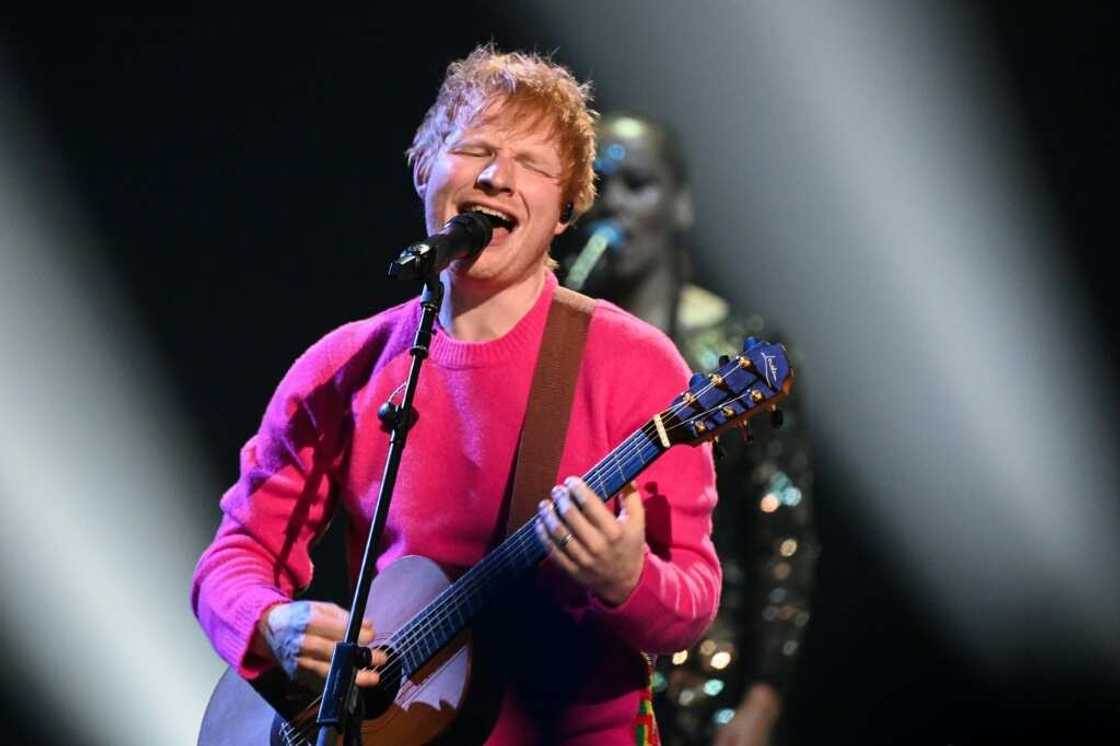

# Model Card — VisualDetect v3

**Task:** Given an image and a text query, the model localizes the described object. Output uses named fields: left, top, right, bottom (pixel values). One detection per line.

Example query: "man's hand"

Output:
left=535, top=476, right=646, bottom=606
left=713, top=682, right=783, bottom=746
left=252, top=600, right=387, bottom=689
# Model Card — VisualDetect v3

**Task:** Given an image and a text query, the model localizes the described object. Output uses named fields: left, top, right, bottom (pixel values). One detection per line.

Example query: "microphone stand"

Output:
left=314, top=258, right=444, bottom=746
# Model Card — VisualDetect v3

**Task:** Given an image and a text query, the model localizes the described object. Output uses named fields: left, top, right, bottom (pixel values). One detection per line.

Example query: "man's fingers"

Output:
left=297, top=655, right=331, bottom=681
left=355, top=647, right=388, bottom=688
left=355, top=669, right=382, bottom=688
left=301, top=632, right=376, bottom=662
left=618, top=484, right=645, bottom=531
left=299, top=634, right=339, bottom=662
left=313, top=601, right=350, bottom=625
left=302, top=613, right=376, bottom=659
left=564, top=476, right=623, bottom=533
left=535, top=508, right=581, bottom=574
left=297, top=651, right=388, bottom=688
left=551, top=486, right=594, bottom=541
left=538, top=498, right=563, bottom=535
left=548, top=492, right=599, bottom=567
left=305, top=602, right=348, bottom=639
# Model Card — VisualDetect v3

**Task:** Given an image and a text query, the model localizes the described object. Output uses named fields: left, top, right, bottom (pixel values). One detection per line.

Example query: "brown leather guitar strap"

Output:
left=504, top=284, right=662, bottom=742
left=505, top=285, right=597, bottom=537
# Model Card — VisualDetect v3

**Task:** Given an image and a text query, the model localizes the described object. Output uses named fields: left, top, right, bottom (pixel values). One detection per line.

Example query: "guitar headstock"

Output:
left=662, top=337, right=795, bottom=446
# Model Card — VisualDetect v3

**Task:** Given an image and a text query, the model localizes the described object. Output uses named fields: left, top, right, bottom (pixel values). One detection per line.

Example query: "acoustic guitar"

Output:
left=198, top=336, right=793, bottom=745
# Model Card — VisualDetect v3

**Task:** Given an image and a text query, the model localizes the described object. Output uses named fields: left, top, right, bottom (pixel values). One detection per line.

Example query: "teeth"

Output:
left=462, top=204, right=515, bottom=228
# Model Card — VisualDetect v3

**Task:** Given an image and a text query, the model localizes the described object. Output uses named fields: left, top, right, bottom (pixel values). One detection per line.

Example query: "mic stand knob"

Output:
left=378, top=401, right=418, bottom=432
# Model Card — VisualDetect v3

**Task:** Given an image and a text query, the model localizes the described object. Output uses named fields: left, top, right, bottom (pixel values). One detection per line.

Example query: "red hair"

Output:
left=407, top=45, right=598, bottom=219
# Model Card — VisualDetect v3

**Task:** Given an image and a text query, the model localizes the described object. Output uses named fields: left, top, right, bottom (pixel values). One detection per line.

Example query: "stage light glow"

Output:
left=0, top=57, right=225, bottom=744
left=529, top=0, right=1120, bottom=674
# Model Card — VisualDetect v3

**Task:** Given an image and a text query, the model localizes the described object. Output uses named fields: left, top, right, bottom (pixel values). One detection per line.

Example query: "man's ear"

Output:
left=674, top=188, right=695, bottom=231
left=552, top=201, right=575, bottom=236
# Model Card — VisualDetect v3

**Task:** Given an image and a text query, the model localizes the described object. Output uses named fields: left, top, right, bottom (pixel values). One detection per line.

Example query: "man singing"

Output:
left=191, top=46, right=720, bottom=744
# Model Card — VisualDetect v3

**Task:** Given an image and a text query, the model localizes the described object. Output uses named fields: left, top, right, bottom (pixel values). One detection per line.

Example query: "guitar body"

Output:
left=199, top=556, right=479, bottom=745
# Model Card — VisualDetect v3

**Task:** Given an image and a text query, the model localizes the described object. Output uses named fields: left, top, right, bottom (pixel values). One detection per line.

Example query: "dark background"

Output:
left=2, top=7, right=1117, bottom=744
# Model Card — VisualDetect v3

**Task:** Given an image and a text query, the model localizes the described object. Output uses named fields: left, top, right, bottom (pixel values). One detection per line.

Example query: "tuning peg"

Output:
left=689, top=371, right=707, bottom=389
left=769, top=407, right=784, bottom=429
left=738, top=422, right=754, bottom=444
left=712, top=437, right=726, bottom=461
left=743, top=336, right=760, bottom=351
left=718, top=354, right=731, bottom=365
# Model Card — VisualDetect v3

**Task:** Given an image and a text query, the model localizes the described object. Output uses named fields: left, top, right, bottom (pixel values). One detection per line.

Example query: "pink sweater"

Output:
left=191, top=272, right=720, bottom=743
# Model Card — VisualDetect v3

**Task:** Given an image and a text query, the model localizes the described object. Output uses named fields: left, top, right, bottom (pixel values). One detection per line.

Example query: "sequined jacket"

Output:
left=652, top=284, right=819, bottom=744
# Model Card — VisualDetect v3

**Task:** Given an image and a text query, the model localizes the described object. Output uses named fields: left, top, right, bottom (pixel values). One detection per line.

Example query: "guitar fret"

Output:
left=612, top=452, right=627, bottom=489
left=402, top=648, right=417, bottom=678
left=390, top=420, right=668, bottom=678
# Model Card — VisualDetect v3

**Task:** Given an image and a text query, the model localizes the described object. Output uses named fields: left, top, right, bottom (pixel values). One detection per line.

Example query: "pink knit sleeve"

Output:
left=588, top=444, right=721, bottom=655
left=581, top=306, right=722, bottom=654
left=189, top=333, right=355, bottom=679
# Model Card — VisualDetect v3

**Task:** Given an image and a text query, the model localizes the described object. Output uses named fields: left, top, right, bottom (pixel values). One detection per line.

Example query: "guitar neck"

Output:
left=387, top=417, right=670, bottom=677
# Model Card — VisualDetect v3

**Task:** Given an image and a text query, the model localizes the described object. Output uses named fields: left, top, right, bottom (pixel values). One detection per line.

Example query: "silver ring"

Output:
left=557, top=531, right=574, bottom=548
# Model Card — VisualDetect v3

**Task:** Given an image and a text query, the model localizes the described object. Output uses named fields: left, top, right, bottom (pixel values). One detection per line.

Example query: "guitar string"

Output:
left=279, top=410, right=696, bottom=743
left=281, top=376, right=778, bottom=744
left=371, top=375, right=779, bottom=671
left=279, top=417, right=673, bottom=743
left=280, top=428, right=668, bottom=745
left=333, top=428, right=661, bottom=681
left=356, top=388, right=700, bottom=658
left=282, top=377, right=780, bottom=743
left=281, top=372, right=778, bottom=741
left=362, top=412, right=676, bottom=653
left=283, top=385, right=776, bottom=744
left=279, top=429, right=664, bottom=744
left=348, top=356, right=778, bottom=671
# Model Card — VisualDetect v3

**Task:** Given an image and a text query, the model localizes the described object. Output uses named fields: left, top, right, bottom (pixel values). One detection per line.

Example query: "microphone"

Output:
left=389, top=212, right=494, bottom=281
left=563, top=219, right=625, bottom=291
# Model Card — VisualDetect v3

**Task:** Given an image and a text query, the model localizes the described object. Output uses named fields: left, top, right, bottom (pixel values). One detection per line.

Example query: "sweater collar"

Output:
left=428, top=271, right=558, bottom=369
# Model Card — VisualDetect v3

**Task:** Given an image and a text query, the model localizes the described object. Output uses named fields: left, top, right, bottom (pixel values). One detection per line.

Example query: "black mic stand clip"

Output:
left=388, top=240, right=438, bottom=283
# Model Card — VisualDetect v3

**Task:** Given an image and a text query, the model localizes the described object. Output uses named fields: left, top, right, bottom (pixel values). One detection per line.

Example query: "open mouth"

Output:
left=460, top=204, right=517, bottom=233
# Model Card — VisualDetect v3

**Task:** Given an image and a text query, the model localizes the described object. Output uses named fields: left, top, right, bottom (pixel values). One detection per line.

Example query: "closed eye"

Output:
left=520, top=159, right=560, bottom=179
